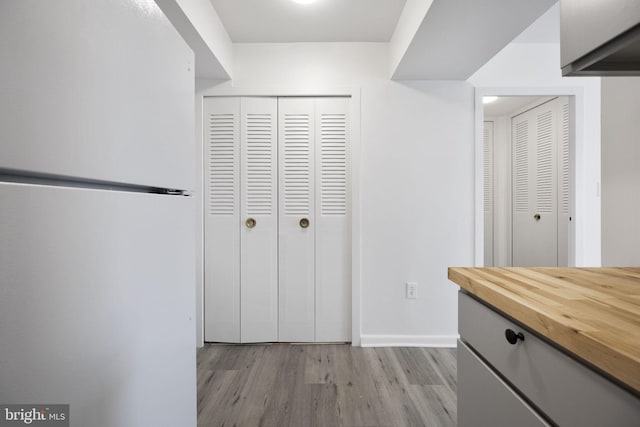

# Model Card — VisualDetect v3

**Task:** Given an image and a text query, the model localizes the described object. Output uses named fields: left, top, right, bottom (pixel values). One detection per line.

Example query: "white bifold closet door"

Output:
left=203, top=97, right=241, bottom=342
left=484, top=121, right=494, bottom=267
left=278, top=98, right=316, bottom=341
left=204, top=96, right=350, bottom=343
left=512, top=97, right=569, bottom=267
left=314, top=98, right=351, bottom=342
left=278, top=97, right=351, bottom=342
left=557, top=99, right=570, bottom=267
left=204, top=97, right=278, bottom=343
left=241, top=97, right=278, bottom=342
left=512, top=100, right=558, bottom=266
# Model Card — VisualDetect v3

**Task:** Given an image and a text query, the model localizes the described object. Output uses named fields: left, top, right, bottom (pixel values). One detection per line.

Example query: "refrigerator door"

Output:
left=0, top=0, right=194, bottom=190
left=0, top=183, right=195, bottom=427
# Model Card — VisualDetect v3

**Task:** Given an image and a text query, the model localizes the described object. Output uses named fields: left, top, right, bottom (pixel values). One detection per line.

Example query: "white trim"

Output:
left=350, top=88, right=362, bottom=347
left=195, top=86, right=206, bottom=348
left=195, top=82, right=362, bottom=347
left=360, top=334, right=458, bottom=348
left=198, top=84, right=360, bottom=98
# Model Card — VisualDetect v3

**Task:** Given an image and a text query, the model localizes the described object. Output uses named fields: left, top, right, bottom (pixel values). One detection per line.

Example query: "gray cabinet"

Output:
left=458, top=341, right=550, bottom=427
left=458, top=291, right=640, bottom=426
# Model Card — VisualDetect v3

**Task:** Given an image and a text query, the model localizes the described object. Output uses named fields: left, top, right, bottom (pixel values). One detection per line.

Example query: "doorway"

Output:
left=482, top=95, right=572, bottom=267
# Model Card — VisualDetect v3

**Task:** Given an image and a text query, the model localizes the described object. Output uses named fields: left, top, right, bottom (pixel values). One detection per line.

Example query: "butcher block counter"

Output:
left=449, top=267, right=640, bottom=427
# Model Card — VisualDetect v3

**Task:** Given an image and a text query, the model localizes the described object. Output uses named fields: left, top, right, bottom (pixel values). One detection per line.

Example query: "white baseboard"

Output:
left=359, top=334, right=458, bottom=348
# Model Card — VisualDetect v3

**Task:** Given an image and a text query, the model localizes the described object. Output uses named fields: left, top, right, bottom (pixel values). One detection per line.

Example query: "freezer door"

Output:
left=0, top=183, right=196, bottom=427
left=0, top=0, right=194, bottom=190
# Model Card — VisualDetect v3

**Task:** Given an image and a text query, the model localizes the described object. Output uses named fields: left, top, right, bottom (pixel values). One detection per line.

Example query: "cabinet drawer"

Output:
left=459, top=292, right=640, bottom=427
left=458, top=340, right=550, bottom=427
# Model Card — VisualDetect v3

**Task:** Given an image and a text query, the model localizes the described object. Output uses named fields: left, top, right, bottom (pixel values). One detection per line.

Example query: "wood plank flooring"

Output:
left=197, top=344, right=457, bottom=427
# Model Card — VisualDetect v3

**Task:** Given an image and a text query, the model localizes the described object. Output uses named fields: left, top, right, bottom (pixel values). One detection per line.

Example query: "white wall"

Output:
left=389, top=0, right=433, bottom=77
left=175, top=0, right=233, bottom=76
left=468, top=38, right=602, bottom=266
left=155, top=0, right=233, bottom=79
left=485, top=114, right=512, bottom=266
left=601, top=77, right=640, bottom=266
left=233, top=42, right=388, bottom=87
left=392, top=0, right=557, bottom=80
left=360, top=80, right=473, bottom=345
left=196, top=42, right=473, bottom=347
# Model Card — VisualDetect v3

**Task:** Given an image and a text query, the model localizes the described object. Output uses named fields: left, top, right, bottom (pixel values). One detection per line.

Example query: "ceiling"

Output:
left=512, top=2, right=560, bottom=43
left=160, top=0, right=558, bottom=79
left=209, top=0, right=407, bottom=43
left=391, top=0, right=557, bottom=79
left=484, top=96, right=554, bottom=117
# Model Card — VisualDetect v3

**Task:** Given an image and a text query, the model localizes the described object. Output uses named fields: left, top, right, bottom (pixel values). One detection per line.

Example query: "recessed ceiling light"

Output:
left=292, top=0, right=316, bottom=4
left=483, top=96, right=498, bottom=104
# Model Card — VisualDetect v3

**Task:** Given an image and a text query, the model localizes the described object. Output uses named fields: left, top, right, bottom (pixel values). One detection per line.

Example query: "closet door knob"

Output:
left=505, top=329, right=525, bottom=345
left=245, top=218, right=256, bottom=229
left=299, top=218, right=310, bottom=229
left=534, top=213, right=541, bottom=221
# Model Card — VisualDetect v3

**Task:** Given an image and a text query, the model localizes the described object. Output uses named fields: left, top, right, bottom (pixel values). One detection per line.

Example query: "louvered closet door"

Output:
left=512, top=100, right=559, bottom=267
left=484, top=121, right=494, bottom=267
left=203, top=97, right=240, bottom=342
left=240, top=97, right=278, bottom=342
left=557, top=98, right=570, bottom=267
left=278, top=98, right=316, bottom=342
left=315, top=98, right=351, bottom=342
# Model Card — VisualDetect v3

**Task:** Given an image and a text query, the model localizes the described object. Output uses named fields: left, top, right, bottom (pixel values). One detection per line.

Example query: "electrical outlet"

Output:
left=406, top=282, right=417, bottom=299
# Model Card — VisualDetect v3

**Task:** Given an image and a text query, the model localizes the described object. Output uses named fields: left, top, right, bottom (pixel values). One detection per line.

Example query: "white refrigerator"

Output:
left=0, top=1, right=196, bottom=426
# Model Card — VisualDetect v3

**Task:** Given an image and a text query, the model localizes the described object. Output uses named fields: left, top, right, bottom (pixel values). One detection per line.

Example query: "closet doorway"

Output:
left=203, top=96, right=352, bottom=343
left=483, top=96, right=571, bottom=267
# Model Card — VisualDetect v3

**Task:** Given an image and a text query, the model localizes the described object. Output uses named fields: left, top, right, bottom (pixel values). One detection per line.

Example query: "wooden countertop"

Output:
left=448, top=267, right=640, bottom=394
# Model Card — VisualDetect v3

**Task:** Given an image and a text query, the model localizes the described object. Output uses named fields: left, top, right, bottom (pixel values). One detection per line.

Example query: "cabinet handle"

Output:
left=245, top=218, right=256, bottom=229
left=299, top=218, right=310, bottom=229
left=505, top=329, right=525, bottom=345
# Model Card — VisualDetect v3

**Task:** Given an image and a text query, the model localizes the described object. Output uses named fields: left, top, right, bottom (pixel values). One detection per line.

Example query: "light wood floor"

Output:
left=197, top=344, right=457, bottom=427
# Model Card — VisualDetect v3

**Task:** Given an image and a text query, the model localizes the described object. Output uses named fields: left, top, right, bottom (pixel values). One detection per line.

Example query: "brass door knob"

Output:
left=299, top=218, right=310, bottom=229
left=533, top=213, right=541, bottom=221
left=246, top=218, right=256, bottom=228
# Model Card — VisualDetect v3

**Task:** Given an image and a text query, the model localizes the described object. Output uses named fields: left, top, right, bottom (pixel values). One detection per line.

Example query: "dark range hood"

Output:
left=561, top=0, right=640, bottom=76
